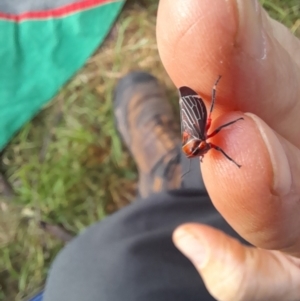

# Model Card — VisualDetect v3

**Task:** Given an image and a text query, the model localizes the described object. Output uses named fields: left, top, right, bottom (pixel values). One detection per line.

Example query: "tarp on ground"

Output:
left=0, top=0, right=125, bottom=150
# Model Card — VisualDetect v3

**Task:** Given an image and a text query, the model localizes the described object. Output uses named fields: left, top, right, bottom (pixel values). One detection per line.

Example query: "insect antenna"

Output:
left=181, top=159, right=191, bottom=179
left=209, top=75, right=222, bottom=116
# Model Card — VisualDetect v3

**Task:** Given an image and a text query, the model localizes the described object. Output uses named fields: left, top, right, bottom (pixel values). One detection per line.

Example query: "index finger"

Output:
left=157, top=0, right=300, bottom=147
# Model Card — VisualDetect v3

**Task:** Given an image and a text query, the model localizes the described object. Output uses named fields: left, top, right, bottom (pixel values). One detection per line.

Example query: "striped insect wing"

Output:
left=179, top=86, right=207, bottom=142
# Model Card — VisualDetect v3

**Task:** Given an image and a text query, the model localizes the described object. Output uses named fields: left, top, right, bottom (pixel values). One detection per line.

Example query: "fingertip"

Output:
left=157, top=0, right=238, bottom=98
left=173, top=224, right=247, bottom=301
left=173, top=224, right=208, bottom=268
left=201, top=112, right=274, bottom=236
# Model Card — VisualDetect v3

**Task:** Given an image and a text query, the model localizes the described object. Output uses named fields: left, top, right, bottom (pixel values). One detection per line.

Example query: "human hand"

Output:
left=157, top=0, right=300, bottom=300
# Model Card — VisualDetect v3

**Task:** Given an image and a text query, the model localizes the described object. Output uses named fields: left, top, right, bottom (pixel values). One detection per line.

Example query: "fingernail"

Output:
left=245, top=113, right=292, bottom=196
left=173, top=228, right=207, bottom=268
left=235, top=0, right=267, bottom=59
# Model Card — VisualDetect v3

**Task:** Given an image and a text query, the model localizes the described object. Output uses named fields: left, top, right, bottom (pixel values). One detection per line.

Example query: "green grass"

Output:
left=261, top=0, right=300, bottom=34
left=0, top=0, right=299, bottom=300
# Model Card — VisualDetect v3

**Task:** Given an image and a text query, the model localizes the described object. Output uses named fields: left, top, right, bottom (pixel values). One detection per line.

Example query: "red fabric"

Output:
left=0, top=0, right=115, bottom=22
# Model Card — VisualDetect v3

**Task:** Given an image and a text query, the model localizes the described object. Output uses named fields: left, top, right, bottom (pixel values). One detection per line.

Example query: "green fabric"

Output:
left=0, top=1, right=124, bottom=150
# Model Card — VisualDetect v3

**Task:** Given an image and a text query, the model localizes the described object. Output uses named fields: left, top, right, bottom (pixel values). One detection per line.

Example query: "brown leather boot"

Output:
left=114, top=71, right=181, bottom=198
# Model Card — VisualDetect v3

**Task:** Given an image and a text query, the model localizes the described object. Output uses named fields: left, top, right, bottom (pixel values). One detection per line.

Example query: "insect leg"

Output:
left=209, top=75, right=222, bottom=115
left=209, top=143, right=241, bottom=168
left=207, top=117, right=244, bottom=139
left=181, top=159, right=191, bottom=178
left=206, top=75, right=222, bottom=132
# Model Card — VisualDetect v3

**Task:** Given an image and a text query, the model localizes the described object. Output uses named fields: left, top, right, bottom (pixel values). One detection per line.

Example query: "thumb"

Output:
left=173, top=224, right=300, bottom=301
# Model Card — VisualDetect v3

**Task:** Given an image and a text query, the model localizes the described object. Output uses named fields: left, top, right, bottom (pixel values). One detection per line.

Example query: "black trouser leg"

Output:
left=43, top=187, right=244, bottom=301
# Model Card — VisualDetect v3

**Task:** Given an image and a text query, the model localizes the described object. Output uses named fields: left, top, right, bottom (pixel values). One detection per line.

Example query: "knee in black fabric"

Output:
left=44, top=191, right=241, bottom=301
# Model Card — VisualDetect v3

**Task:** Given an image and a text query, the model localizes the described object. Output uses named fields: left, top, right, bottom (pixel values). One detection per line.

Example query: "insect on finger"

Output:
left=179, top=76, right=243, bottom=169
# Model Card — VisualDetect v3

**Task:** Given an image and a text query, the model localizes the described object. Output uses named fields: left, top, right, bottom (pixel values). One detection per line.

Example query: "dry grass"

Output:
left=0, top=0, right=299, bottom=300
